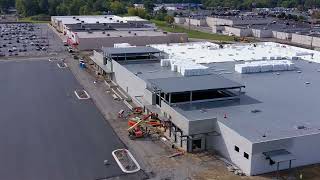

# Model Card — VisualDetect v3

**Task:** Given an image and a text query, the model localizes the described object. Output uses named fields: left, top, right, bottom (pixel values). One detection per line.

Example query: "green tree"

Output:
left=128, top=7, right=148, bottom=19
left=15, top=0, right=24, bottom=14
left=110, top=1, right=126, bottom=14
left=38, top=0, right=49, bottom=14
left=143, top=0, right=154, bottom=13
left=48, top=0, right=60, bottom=15
left=24, top=0, right=40, bottom=16
left=79, top=5, right=91, bottom=15
left=127, top=7, right=137, bottom=16
left=56, top=3, right=68, bottom=16
left=0, top=0, right=15, bottom=12
left=68, top=0, right=83, bottom=15
left=93, top=0, right=107, bottom=12
left=165, top=15, right=174, bottom=24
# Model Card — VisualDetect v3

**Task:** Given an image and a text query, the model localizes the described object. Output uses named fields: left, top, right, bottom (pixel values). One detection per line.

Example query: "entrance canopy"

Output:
left=148, top=74, right=245, bottom=94
left=263, top=149, right=296, bottom=163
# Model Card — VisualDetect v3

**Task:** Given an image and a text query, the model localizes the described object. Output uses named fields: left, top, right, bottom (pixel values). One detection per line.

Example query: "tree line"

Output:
left=0, top=0, right=15, bottom=13
left=2, top=0, right=320, bottom=17
left=204, top=0, right=320, bottom=10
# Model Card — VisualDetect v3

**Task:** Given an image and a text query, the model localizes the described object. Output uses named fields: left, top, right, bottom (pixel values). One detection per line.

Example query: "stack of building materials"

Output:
left=160, top=58, right=210, bottom=76
left=235, top=60, right=295, bottom=74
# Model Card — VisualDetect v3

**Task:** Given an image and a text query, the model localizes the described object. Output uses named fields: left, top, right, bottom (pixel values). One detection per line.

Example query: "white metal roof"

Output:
left=52, top=15, right=146, bottom=25
left=150, top=42, right=320, bottom=64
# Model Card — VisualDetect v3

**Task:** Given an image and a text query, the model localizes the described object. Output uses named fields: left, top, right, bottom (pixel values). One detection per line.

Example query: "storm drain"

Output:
left=74, top=90, right=90, bottom=100
left=57, top=62, right=68, bottom=68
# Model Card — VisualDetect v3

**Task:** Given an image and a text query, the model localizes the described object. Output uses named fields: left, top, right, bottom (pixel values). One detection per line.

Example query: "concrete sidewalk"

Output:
left=65, top=56, right=176, bottom=179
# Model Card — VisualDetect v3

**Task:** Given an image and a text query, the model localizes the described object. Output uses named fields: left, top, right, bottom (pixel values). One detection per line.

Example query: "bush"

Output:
left=127, top=7, right=148, bottom=19
left=165, top=15, right=174, bottom=24
left=30, top=14, right=50, bottom=21
left=154, top=13, right=166, bottom=21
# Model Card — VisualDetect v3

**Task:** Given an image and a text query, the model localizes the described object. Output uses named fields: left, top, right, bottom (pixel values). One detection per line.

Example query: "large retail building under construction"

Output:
left=91, top=41, right=320, bottom=176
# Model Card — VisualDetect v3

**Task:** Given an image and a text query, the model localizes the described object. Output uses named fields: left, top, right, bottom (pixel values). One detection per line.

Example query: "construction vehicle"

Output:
left=127, top=120, right=148, bottom=139
left=128, top=117, right=162, bottom=140
left=126, top=107, right=164, bottom=140
left=128, top=113, right=161, bottom=127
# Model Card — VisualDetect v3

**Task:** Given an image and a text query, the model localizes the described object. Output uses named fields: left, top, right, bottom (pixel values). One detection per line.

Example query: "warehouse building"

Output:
left=210, top=16, right=312, bottom=39
left=51, top=15, right=188, bottom=50
left=174, top=17, right=207, bottom=26
left=51, top=15, right=150, bottom=33
left=66, top=29, right=187, bottom=50
left=206, top=16, right=273, bottom=27
left=291, top=33, right=320, bottom=48
left=91, top=41, right=320, bottom=176
left=204, top=15, right=320, bottom=47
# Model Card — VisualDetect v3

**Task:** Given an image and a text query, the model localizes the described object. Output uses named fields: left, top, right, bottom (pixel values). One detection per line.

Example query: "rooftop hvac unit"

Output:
left=102, top=31, right=106, bottom=34
left=73, top=16, right=76, bottom=19
left=81, top=20, right=84, bottom=23
left=109, top=17, right=113, bottom=20
left=76, top=18, right=80, bottom=21
left=107, top=34, right=110, bottom=36
left=235, top=60, right=295, bottom=74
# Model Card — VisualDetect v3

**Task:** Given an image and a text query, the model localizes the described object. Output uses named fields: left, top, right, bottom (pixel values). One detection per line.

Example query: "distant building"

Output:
left=133, top=4, right=144, bottom=9
left=51, top=15, right=188, bottom=50
left=203, top=15, right=320, bottom=46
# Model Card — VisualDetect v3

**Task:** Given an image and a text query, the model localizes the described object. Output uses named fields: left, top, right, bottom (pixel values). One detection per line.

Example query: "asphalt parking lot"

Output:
left=0, top=23, right=65, bottom=57
left=0, top=59, right=125, bottom=180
